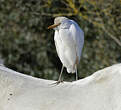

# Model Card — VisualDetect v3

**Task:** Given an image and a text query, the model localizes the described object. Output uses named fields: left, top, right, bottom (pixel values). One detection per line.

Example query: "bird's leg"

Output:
left=59, top=65, right=64, bottom=80
left=51, top=65, right=64, bottom=85
left=56, top=65, right=64, bottom=84
left=75, top=65, right=78, bottom=81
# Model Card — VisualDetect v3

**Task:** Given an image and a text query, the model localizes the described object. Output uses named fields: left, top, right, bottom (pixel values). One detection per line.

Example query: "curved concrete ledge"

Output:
left=0, top=64, right=121, bottom=110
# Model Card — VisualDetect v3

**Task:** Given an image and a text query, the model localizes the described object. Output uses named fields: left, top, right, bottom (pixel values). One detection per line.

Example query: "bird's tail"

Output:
left=67, top=65, right=78, bottom=80
left=67, top=67, right=76, bottom=73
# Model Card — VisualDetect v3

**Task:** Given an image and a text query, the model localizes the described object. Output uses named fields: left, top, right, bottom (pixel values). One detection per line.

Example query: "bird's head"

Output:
left=48, top=17, right=69, bottom=30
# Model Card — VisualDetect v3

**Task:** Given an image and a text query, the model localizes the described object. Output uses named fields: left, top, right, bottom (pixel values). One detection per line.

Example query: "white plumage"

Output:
left=48, top=17, right=84, bottom=82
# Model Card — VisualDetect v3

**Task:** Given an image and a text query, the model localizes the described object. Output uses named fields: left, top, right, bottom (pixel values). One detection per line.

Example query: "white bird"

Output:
left=48, top=17, right=84, bottom=84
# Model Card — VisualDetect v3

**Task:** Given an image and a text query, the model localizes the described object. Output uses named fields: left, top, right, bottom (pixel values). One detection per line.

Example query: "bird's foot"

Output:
left=51, top=80, right=63, bottom=85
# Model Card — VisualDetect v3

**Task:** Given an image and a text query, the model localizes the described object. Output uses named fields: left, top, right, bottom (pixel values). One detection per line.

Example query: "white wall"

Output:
left=0, top=64, right=121, bottom=110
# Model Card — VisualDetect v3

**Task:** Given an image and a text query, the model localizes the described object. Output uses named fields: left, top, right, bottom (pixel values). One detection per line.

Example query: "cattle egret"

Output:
left=48, top=17, right=84, bottom=84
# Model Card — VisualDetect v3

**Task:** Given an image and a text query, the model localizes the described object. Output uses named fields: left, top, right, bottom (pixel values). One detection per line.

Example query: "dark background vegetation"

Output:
left=0, top=0, right=121, bottom=81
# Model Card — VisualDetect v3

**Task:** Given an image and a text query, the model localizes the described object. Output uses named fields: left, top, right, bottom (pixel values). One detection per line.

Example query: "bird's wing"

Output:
left=54, top=30, right=60, bottom=58
left=69, top=20, right=84, bottom=61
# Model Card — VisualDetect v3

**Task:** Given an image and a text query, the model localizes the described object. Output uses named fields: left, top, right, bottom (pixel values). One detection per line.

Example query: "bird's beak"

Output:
left=48, top=23, right=61, bottom=29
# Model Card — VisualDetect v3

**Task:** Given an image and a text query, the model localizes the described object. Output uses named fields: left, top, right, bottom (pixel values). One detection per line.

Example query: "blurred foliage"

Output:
left=0, top=0, right=121, bottom=81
